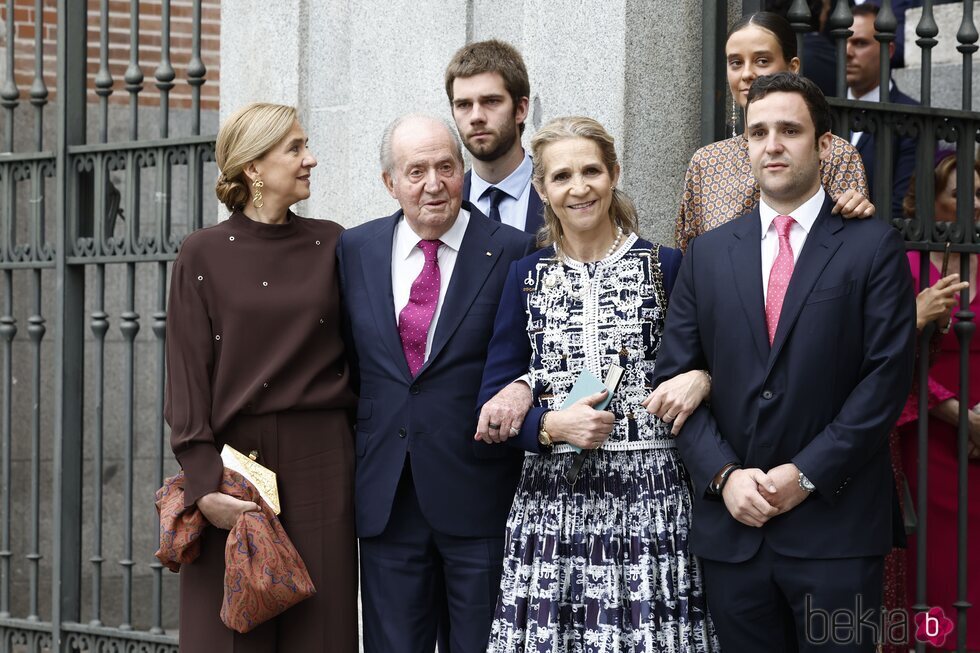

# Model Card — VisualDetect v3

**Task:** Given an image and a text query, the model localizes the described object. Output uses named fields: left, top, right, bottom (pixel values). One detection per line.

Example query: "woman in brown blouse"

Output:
left=165, top=102, right=357, bottom=651
left=675, top=12, right=873, bottom=253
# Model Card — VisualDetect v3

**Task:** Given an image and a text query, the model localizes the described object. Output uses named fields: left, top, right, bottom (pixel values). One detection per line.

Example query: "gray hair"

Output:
left=379, top=113, right=464, bottom=176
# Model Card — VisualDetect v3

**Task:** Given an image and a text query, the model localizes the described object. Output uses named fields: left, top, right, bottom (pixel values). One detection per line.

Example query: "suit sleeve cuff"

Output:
left=510, top=406, right=548, bottom=453
left=791, top=452, right=844, bottom=506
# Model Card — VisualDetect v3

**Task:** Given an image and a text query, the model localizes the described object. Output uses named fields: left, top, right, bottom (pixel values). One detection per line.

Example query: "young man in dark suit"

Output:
left=653, top=73, right=915, bottom=652
left=846, top=4, right=919, bottom=219
left=445, top=39, right=544, bottom=236
left=337, top=114, right=533, bottom=653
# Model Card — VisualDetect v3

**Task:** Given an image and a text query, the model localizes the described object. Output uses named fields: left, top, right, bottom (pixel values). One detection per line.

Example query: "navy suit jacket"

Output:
left=337, top=201, right=535, bottom=538
left=653, top=197, right=915, bottom=564
left=854, top=83, right=919, bottom=220
left=463, top=169, right=544, bottom=236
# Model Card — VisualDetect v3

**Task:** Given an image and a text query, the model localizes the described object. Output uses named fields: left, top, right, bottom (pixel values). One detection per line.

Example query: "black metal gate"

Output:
left=703, top=2, right=978, bottom=652
left=0, top=1, right=215, bottom=650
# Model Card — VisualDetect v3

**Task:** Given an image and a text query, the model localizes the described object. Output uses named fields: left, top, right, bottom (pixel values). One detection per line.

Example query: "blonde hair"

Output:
left=902, top=152, right=980, bottom=219
left=215, top=103, right=298, bottom=212
left=530, top=116, right=639, bottom=248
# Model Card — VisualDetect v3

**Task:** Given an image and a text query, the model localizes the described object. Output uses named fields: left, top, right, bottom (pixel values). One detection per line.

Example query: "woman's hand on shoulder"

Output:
left=642, top=370, right=711, bottom=435
left=831, top=189, right=874, bottom=219
left=196, top=491, right=259, bottom=530
left=548, top=390, right=615, bottom=450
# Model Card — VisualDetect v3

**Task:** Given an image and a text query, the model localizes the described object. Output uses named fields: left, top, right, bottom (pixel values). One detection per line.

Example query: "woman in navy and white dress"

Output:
left=477, top=116, right=719, bottom=653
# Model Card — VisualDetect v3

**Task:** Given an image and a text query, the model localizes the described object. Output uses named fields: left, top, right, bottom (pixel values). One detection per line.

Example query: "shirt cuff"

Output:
left=175, top=443, right=224, bottom=509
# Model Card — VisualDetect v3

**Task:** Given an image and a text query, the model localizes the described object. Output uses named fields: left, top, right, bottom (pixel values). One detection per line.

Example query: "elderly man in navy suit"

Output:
left=337, top=114, right=534, bottom=653
left=653, top=73, right=915, bottom=652
left=445, top=39, right=544, bottom=236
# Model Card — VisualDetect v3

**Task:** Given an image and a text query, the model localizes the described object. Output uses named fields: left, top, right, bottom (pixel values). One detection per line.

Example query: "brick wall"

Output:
left=0, top=0, right=220, bottom=110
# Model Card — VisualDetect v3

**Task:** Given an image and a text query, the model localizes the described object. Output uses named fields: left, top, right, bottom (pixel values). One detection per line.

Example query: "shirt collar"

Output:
left=759, top=186, right=825, bottom=239
left=470, top=150, right=533, bottom=201
left=846, top=80, right=893, bottom=102
left=395, top=207, right=470, bottom=260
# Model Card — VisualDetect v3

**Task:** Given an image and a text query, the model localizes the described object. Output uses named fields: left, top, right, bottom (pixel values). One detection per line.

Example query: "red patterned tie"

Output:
left=765, top=215, right=796, bottom=345
left=398, top=239, right=442, bottom=376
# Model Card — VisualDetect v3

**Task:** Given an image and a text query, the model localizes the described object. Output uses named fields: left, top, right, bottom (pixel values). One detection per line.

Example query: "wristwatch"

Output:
left=538, top=411, right=553, bottom=447
left=798, top=471, right=816, bottom=493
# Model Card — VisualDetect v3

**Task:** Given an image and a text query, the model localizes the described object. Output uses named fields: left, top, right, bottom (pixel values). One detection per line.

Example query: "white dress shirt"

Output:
left=391, top=208, right=469, bottom=361
left=469, top=151, right=533, bottom=231
left=759, top=187, right=825, bottom=301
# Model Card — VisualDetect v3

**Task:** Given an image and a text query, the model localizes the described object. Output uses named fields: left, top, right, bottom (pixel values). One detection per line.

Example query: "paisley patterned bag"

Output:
left=154, top=472, right=207, bottom=572
left=220, top=501, right=316, bottom=633
left=154, top=469, right=316, bottom=633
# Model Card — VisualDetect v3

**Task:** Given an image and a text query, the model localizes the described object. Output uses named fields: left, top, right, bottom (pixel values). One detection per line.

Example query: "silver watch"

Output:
left=798, top=472, right=815, bottom=493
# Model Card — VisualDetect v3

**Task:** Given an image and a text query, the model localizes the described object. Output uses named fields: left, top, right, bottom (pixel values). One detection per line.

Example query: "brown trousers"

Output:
left=178, top=409, right=357, bottom=652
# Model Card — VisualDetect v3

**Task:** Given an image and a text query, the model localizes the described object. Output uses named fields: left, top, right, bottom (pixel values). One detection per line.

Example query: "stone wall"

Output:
left=220, top=0, right=707, bottom=245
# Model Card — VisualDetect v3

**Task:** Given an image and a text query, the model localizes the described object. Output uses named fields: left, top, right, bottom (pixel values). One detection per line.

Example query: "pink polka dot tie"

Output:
left=398, top=239, right=442, bottom=376
left=766, top=215, right=796, bottom=346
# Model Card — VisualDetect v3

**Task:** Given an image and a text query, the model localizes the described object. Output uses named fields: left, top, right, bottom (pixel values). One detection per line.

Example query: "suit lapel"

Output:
left=359, top=212, right=413, bottom=382
left=766, top=199, right=843, bottom=373
left=526, top=185, right=544, bottom=235
left=856, top=131, right=872, bottom=158
left=728, top=211, right=770, bottom=366
left=462, top=170, right=472, bottom=204
left=421, top=204, right=502, bottom=376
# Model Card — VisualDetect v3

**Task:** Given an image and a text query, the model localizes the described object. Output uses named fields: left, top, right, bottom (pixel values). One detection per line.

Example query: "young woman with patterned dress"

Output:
left=478, top=116, right=718, bottom=652
left=675, top=11, right=871, bottom=254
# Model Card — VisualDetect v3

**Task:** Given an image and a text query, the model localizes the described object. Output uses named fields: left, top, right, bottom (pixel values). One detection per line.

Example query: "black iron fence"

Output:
left=0, top=1, right=215, bottom=650
left=704, top=2, right=978, bottom=652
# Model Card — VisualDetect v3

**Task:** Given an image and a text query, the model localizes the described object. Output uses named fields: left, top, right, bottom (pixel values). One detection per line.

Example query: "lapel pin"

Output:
left=485, top=251, right=493, bottom=257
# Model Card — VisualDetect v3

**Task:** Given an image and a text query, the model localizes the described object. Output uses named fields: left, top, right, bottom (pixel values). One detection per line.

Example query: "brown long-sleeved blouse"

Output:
left=674, top=133, right=869, bottom=253
left=164, top=211, right=356, bottom=507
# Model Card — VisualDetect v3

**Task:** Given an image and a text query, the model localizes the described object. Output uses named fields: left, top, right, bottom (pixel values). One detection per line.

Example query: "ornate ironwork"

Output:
left=0, top=1, right=214, bottom=648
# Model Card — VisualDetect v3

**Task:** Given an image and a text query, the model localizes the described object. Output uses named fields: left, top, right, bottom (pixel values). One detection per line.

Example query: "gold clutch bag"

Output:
left=220, top=444, right=281, bottom=515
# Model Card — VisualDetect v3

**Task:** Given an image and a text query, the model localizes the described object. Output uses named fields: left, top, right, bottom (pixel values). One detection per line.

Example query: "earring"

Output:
left=252, top=178, right=264, bottom=209
left=730, top=97, right=739, bottom=138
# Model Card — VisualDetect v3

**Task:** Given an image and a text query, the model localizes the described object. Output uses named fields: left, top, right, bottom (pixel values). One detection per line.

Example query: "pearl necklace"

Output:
left=556, top=226, right=625, bottom=263
left=603, top=227, right=624, bottom=260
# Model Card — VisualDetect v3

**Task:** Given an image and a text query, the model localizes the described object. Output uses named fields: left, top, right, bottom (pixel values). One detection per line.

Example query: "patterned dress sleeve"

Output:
left=674, top=155, right=702, bottom=254
left=822, top=135, right=869, bottom=201
left=164, top=251, right=223, bottom=508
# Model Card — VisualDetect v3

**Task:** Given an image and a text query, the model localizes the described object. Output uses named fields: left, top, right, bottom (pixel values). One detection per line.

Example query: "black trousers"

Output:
left=360, top=462, right=504, bottom=653
left=701, top=540, right=884, bottom=653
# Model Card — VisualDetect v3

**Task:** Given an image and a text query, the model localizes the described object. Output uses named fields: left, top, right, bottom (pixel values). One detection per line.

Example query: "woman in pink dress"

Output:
left=901, top=151, right=980, bottom=651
